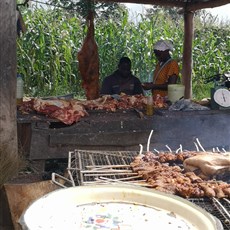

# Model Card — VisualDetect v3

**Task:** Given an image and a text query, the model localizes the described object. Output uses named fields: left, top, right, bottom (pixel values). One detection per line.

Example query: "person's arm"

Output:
left=142, top=82, right=167, bottom=91
left=133, top=77, right=144, bottom=95
left=142, top=60, right=179, bottom=91
left=142, top=74, right=178, bottom=91
left=168, top=74, right=178, bottom=84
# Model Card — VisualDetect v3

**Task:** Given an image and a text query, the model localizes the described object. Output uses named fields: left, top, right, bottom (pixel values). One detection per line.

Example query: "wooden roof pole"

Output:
left=182, top=10, right=194, bottom=99
left=0, top=0, right=18, bottom=156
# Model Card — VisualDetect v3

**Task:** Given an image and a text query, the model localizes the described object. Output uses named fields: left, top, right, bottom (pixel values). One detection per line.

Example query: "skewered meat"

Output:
left=213, top=186, right=226, bottom=199
left=199, top=183, right=216, bottom=197
left=142, top=151, right=200, bottom=164
left=176, top=183, right=204, bottom=198
left=183, top=153, right=230, bottom=178
left=130, top=151, right=230, bottom=198
left=223, top=187, right=230, bottom=197
left=184, top=172, right=203, bottom=183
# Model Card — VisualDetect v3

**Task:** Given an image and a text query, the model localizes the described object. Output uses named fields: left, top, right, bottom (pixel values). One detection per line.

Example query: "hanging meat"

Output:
left=77, top=11, right=100, bottom=100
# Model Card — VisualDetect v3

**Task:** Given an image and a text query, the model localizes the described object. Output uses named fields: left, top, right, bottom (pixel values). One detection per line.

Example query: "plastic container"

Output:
left=16, top=74, right=24, bottom=106
left=168, top=84, right=185, bottom=103
left=146, top=96, right=154, bottom=116
left=19, top=185, right=222, bottom=230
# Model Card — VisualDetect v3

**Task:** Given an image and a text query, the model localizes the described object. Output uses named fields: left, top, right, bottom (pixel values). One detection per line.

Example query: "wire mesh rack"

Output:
left=188, top=198, right=230, bottom=230
left=67, top=149, right=140, bottom=186
left=50, top=149, right=230, bottom=230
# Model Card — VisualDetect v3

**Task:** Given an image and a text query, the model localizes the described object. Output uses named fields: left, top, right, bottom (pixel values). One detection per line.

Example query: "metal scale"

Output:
left=205, top=72, right=230, bottom=110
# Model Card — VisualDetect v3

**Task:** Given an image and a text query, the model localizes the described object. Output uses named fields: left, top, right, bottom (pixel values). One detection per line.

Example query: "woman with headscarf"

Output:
left=142, top=40, right=179, bottom=98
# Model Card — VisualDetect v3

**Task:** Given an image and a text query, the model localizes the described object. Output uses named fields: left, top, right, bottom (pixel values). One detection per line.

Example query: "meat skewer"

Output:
left=96, top=177, right=153, bottom=188
left=85, top=165, right=131, bottom=169
left=147, top=130, right=153, bottom=152
left=130, top=150, right=230, bottom=198
left=195, top=138, right=206, bottom=152
left=166, top=145, right=172, bottom=152
left=139, top=144, right=143, bottom=156
left=175, top=144, right=183, bottom=153
left=83, top=172, right=138, bottom=177
left=99, top=176, right=143, bottom=181
left=213, top=197, right=230, bottom=219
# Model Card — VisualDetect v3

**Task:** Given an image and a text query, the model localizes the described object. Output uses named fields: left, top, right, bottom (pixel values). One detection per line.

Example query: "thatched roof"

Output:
left=96, top=0, right=230, bottom=11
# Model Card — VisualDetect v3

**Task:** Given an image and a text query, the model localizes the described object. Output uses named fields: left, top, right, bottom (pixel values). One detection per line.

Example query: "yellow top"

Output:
left=152, top=59, right=179, bottom=98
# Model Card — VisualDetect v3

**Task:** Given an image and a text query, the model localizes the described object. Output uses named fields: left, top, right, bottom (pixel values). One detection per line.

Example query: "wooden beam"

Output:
left=96, top=0, right=229, bottom=10
left=186, top=0, right=230, bottom=11
left=182, top=11, right=194, bottom=99
left=0, top=1, right=18, bottom=156
left=96, top=0, right=185, bottom=8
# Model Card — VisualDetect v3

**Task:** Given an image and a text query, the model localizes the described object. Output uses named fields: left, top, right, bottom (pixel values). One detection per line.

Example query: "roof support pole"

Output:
left=0, top=1, right=18, bottom=156
left=182, top=10, right=194, bottom=99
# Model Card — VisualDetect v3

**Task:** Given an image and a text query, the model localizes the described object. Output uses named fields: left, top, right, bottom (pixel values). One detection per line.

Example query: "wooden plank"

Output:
left=20, top=110, right=230, bottom=160
left=0, top=188, right=13, bottom=229
left=49, top=131, right=150, bottom=146
left=3, top=181, right=60, bottom=230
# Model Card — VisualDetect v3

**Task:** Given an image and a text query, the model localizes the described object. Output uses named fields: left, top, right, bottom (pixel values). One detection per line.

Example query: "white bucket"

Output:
left=168, top=84, right=185, bottom=103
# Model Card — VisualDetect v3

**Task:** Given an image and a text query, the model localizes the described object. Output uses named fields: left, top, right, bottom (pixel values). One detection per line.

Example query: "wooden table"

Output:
left=17, top=109, right=230, bottom=164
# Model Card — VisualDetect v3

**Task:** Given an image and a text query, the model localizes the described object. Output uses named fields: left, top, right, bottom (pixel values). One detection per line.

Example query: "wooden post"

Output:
left=0, top=1, right=18, bottom=156
left=182, top=11, right=194, bottom=99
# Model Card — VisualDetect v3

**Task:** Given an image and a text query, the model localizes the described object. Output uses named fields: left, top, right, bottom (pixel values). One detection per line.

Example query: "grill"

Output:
left=188, top=198, right=230, bottom=230
left=67, top=149, right=140, bottom=186
left=57, top=149, right=230, bottom=230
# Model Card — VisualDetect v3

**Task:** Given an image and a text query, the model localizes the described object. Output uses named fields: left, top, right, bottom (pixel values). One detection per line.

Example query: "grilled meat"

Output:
left=130, top=151, right=230, bottom=198
left=183, top=153, right=230, bottom=178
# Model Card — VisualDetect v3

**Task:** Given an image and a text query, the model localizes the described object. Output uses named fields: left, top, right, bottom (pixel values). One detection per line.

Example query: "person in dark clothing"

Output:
left=100, top=57, right=144, bottom=95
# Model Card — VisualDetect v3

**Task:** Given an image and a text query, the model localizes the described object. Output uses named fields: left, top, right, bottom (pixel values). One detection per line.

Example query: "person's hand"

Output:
left=142, top=82, right=153, bottom=90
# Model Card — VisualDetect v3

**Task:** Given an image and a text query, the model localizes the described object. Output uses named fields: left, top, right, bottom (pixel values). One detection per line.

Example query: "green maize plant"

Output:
left=17, top=6, right=230, bottom=100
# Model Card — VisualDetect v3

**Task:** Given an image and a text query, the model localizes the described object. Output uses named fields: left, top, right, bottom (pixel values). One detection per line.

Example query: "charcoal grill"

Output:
left=55, top=149, right=230, bottom=230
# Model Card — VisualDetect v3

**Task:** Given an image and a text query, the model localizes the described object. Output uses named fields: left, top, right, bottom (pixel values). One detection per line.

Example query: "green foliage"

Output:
left=192, top=26, right=230, bottom=99
left=17, top=8, right=83, bottom=97
left=17, top=5, right=230, bottom=100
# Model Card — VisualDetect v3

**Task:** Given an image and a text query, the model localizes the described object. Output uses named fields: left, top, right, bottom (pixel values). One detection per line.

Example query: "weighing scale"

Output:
left=205, top=72, right=230, bottom=110
left=213, top=88, right=230, bottom=108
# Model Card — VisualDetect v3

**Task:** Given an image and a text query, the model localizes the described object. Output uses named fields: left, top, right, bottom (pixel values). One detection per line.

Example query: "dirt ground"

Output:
left=8, top=172, right=44, bottom=184
left=7, top=158, right=68, bottom=184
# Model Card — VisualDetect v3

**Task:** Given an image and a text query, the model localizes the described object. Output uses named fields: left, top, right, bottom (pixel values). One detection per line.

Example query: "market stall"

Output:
left=17, top=95, right=230, bottom=162
left=1, top=1, right=230, bottom=229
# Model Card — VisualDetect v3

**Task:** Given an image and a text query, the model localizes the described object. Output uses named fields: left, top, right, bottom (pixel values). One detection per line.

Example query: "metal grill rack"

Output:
left=67, top=149, right=140, bottom=186
left=65, top=149, right=230, bottom=230
left=189, top=198, right=230, bottom=230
